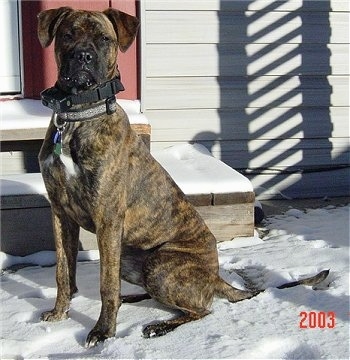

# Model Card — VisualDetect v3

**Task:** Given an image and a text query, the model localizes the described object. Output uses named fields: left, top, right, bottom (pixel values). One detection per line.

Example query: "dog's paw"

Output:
left=143, top=322, right=175, bottom=338
left=40, top=309, right=69, bottom=322
left=85, top=329, right=109, bottom=348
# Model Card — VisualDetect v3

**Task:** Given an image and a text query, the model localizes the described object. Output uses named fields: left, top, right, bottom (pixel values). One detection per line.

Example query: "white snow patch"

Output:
left=0, top=99, right=148, bottom=131
left=218, top=230, right=263, bottom=250
left=1, top=250, right=100, bottom=270
left=153, top=143, right=253, bottom=195
left=0, top=173, right=47, bottom=196
left=1, top=143, right=253, bottom=198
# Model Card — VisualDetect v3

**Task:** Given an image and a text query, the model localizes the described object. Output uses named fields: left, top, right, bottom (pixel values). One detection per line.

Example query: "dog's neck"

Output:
left=41, top=77, right=125, bottom=122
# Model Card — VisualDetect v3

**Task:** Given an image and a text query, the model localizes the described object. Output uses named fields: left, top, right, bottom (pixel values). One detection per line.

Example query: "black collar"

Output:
left=40, top=77, right=125, bottom=121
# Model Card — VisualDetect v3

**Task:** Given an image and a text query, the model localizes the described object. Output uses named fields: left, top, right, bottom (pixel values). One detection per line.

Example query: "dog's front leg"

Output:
left=41, top=210, right=79, bottom=322
left=85, top=222, right=122, bottom=348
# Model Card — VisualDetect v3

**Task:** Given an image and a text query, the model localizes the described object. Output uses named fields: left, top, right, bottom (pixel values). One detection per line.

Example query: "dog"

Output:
left=37, top=7, right=329, bottom=348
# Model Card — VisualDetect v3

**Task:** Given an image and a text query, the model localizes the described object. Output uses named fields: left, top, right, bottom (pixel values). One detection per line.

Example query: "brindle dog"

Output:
left=37, top=7, right=329, bottom=348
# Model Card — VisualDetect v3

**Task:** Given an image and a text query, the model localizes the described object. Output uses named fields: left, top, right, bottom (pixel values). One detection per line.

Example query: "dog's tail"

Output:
left=215, top=269, right=330, bottom=303
left=276, top=269, right=330, bottom=289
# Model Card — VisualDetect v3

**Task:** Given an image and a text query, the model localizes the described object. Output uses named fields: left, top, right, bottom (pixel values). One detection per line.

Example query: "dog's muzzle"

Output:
left=59, top=48, right=100, bottom=92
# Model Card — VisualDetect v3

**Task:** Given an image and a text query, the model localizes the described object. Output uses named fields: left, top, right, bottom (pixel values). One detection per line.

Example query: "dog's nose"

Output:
left=75, top=51, right=93, bottom=64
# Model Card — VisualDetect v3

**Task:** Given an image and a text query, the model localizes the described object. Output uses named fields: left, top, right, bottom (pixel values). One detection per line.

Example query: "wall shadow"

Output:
left=194, top=0, right=349, bottom=199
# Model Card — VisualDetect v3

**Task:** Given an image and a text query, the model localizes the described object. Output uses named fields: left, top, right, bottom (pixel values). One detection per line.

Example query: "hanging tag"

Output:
left=54, top=142, right=62, bottom=156
left=53, top=129, right=63, bottom=156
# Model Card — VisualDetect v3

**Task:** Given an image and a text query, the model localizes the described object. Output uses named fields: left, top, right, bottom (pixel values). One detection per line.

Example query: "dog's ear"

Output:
left=37, top=7, right=73, bottom=48
left=103, top=9, right=140, bottom=53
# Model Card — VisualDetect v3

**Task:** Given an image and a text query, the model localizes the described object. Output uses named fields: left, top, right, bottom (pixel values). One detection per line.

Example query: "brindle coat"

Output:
left=37, top=7, right=329, bottom=348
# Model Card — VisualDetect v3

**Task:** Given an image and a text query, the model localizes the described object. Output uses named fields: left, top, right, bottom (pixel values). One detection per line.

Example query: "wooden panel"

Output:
left=1, top=128, right=47, bottom=141
left=213, top=192, right=255, bottom=205
left=185, top=194, right=212, bottom=206
left=0, top=204, right=97, bottom=256
left=196, top=204, right=254, bottom=241
left=145, top=0, right=349, bottom=12
left=146, top=107, right=348, bottom=141
left=0, top=124, right=150, bottom=143
left=144, top=76, right=348, bottom=110
left=0, top=140, right=42, bottom=175
left=185, top=192, right=255, bottom=206
left=146, top=44, right=348, bottom=77
left=1, top=194, right=48, bottom=210
left=0, top=207, right=55, bottom=255
left=145, top=11, right=348, bottom=44
left=0, top=200, right=254, bottom=255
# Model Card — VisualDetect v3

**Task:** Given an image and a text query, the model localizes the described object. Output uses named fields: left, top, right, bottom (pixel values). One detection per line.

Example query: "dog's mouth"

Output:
left=59, top=69, right=98, bottom=94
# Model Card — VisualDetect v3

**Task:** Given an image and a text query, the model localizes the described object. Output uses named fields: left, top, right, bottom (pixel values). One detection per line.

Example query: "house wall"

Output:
left=141, top=0, right=350, bottom=198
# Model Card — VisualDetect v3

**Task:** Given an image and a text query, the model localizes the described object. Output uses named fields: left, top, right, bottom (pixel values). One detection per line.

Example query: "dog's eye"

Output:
left=63, top=33, right=73, bottom=41
left=101, top=35, right=110, bottom=42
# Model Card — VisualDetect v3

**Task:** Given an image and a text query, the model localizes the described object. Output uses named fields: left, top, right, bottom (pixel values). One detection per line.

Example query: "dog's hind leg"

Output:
left=143, top=310, right=210, bottom=338
left=121, top=293, right=152, bottom=303
left=214, top=277, right=259, bottom=302
left=141, top=250, right=219, bottom=338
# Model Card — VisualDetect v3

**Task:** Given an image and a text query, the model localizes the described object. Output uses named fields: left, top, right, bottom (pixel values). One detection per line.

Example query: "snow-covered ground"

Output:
left=1, top=204, right=349, bottom=359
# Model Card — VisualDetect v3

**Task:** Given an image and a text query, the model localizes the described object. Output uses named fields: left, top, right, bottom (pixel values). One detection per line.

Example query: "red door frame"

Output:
left=21, top=0, right=139, bottom=100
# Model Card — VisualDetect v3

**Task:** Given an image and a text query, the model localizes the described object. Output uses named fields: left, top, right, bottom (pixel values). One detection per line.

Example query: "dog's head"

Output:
left=37, top=7, right=139, bottom=94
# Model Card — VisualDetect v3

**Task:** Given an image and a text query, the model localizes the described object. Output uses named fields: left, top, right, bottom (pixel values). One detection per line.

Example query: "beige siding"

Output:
left=144, top=0, right=349, bottom=12
left=146, top=44, right=349, bottom=77
left=141, top=0, right=350, bottom=198
left=147, top=107, right=349, bottom=141
left=145, top=76, right=348, bottom=109
left=144, top=11, right=348, bottom=44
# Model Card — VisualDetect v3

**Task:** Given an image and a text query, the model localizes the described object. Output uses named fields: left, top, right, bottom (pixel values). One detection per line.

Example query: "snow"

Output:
left=1, top=204, right=349, bottom=359
left=0, top=99, right=148, bottom=130
left=1, top=144, right=253, bottom=196
left=152, top=144, right=253, bottom=195
left=0, top=173, right=47, bottom=196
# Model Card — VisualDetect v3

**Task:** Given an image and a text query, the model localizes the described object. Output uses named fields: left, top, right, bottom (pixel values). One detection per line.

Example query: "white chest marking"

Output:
left=60, top=153, right=80, bottom=178
left=43, top=152, right=80, bottom=178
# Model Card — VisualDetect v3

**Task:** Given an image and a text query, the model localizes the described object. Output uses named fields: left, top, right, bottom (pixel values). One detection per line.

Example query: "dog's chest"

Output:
left=40, top=126, right=100, bottom=230
left=43, top=126, right=81, bottom=179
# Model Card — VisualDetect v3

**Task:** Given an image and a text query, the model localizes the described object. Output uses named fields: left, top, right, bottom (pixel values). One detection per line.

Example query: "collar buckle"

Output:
left=41, top=87, right=73, bottom=113
left=106, top=96, right=117, bottom=115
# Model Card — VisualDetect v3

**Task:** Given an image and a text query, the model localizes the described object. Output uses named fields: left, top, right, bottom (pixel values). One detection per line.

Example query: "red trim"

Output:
left=21, top=1, right=45, bottom=99
left=21, top=0, right=138, bottom=100
left=110, top=0, right=139, bottom=99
